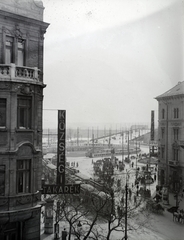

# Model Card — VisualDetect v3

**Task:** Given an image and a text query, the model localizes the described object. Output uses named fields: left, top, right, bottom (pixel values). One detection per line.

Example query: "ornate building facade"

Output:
left=0, top=0, right=49, bottom=239
left=156, top=81, right=184, bottom=206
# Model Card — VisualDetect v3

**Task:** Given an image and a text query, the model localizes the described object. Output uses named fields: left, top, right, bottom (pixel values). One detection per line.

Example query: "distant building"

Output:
left=0, top=0, right=49, bottom=239
left=155, top=81, right=184, bottom=206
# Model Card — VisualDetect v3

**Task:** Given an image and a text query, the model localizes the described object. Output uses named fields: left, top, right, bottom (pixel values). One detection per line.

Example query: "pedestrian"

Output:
left=154, top=173, right=156, bottom=181
left=129, top=188, right=132, bottom=200
left=61, top=228, right=68, bottom=240
left=132, top=162, right=134, bottom=168
left=134, top=195, right=137, bottom=205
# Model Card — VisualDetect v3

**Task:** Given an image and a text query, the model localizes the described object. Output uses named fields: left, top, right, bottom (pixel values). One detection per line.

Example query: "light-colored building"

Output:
left=155, top=81, right=184, bottom=207
left=0, top=0, right=49, bottom=239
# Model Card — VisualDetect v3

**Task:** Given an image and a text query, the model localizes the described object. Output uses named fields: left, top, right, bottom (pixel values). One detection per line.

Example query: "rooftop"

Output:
left=0, top=0, right=44, bottom=21
left=155, top=81, right=184, bottom=100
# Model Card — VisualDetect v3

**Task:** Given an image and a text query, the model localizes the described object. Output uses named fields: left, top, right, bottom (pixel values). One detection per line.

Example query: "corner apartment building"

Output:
left=0, top=0, right=49, bottom=239
left=155, top=81, right=184, bottom=206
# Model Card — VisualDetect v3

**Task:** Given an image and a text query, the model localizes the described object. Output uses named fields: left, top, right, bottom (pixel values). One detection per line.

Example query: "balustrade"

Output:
left=0, top=63, right=40, bottom=82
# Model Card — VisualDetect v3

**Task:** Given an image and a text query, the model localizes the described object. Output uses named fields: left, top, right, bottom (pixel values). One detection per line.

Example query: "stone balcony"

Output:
left=0, top=63, right=40, bottom=84
left=0, top=191, right=40, bottom=212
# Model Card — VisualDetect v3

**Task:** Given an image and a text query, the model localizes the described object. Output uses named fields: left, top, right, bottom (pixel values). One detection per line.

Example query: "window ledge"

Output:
left=16, top=128, right=34, bottom=132
left=0, top=127, right=7, bottom=132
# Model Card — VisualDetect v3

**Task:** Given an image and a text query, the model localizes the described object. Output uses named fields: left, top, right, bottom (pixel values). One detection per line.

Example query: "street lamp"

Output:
left=124, top=169, right=139, bottom=240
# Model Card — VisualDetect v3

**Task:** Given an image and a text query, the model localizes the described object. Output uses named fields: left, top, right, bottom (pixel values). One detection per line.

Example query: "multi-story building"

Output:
left=155, top=81, right=184, bottom=206
left=0, top=0, right=49, bottom=239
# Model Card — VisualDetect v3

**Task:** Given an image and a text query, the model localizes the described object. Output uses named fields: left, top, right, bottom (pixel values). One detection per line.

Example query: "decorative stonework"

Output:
left=159, top=122, right=166, bottom=126
left=0, top=0, right=44, bottom=21
left=40, top=27, right=46, bottom=40
left=0, top=198, right=8, bottom=206
left=170, top=122, right=182, bottom=127
left=0, top=82, right=11, bottom=90
left=172, top=141, right=180, bottom=150
left=18, top=145, right=33, bottom=156
left=16, top=195, right=32, bottom=205
left=14, top=24, right=23, bottom=38
left=20, top=84, right=33, bottom=95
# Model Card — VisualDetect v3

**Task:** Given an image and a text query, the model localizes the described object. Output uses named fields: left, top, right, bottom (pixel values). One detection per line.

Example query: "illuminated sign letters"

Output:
left=57, top=110, right=66, bottom=185
left=42, top=184, right=80, bottom=195
left=42, top=110, right=80, bottom=195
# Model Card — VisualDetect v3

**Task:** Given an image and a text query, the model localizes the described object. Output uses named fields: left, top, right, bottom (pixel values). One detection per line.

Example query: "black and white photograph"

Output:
left=0, top=0, right=184, bottom=239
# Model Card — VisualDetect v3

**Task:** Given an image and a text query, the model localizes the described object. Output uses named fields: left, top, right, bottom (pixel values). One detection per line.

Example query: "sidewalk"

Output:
left=40, top=219, right=77, bottom=240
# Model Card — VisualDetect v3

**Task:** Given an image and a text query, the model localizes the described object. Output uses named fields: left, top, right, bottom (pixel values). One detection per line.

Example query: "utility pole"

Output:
left=122, top=131, right=124, bottom=162
left=124, top=183, right=128, bottom=240
left=88, top=127, right=89, bottom=147
left=92, top=127, right=94, bottom=157
left=136, top=140, right=138, bottom=180
left=48, top=128, right=49, bottom=146
left=165, top=103, right=169, bottom=204
left=127, top=131, right=130, bottom=160
left=77, top=127, right=79, bottom=147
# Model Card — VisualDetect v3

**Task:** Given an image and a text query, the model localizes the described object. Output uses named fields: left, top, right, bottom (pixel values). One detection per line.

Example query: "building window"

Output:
left=5, top=36, right=14, bottom=64
left=0, top=165, right=5, bottom=196
left=17, top=96, right=32, bottom=129
left=161, top=146, right=165, bottom=159
left=174, top=108, right=179, bottom=119
left=0, top=99, right=6, bottom=127
left=17, top=159, right=31, bottom=193
left=162, top=109, right=165, bottom=119
left=173, top=149, right=179, bottom=161
left=173, top=128, right=179, bottom=141
left=161, top=128, right=165, bottom=139
left=17, top=39, right=25, bottom=66
left=3, top=222, right=20, bottom=240
left=5, top=35, right=25, bottom=66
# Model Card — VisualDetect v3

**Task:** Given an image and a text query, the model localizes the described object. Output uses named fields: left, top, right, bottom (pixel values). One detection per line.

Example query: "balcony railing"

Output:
left=0, top=63, right=40, bottom=82
left=169, top=160, right=179, bottom=166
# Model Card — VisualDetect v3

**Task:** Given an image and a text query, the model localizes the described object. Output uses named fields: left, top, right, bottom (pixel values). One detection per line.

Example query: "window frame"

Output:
left=3, top=31, right=27, bottom=66
left=161, top=127, right=165, bottom=139
left=161, top=146, right=165, bottom=159
left=173, top=128, right=179, bottom=141
left=17, top=95, right=32, bottom=130
left=16, top=159, right=31, bottom=194
left=17, top=38, right=26, bottom=66
left=0, top=98, right=6, bottom=128
left=0, top=165, right=5, bottom=196
left=174, top=108, right=179, bottom=119
left=161, top=108, right=165, bottom=119
left=5, top=35, right=15, bottom=64
left=173, top=149, right=179, bottom=161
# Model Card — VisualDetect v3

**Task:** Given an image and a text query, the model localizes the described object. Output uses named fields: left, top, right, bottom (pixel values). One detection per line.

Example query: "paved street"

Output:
left=41, top=146, right=184, bottom=240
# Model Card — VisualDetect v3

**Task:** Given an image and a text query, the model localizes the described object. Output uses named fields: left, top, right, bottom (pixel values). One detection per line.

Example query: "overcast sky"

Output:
left=42, top=0, right=184, bottom=130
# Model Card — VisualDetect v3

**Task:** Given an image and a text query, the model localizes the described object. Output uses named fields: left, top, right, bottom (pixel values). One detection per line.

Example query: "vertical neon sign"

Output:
left=57, top=110, right=66, bottom=185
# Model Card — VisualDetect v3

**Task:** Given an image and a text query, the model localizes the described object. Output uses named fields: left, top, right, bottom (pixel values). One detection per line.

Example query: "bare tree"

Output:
left=54, top=191, right=110, bottom=240
left=50, top=169, right=153, bottom=240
